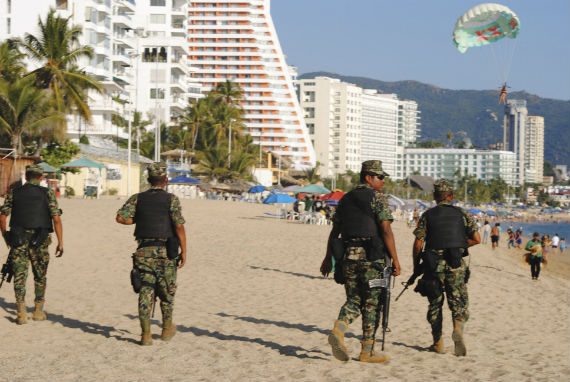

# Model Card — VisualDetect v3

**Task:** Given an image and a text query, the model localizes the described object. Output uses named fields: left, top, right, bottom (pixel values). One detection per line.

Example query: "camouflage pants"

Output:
left=10, top=237, right=51, bottom=303
left=337, top=258, right=386, bottom=341
left=134, top=246, right=177, bottom=322
left=427, top=258, right=469, bottom=338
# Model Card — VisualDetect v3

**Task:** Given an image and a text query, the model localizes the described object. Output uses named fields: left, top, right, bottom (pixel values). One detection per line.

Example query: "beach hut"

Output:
left=61, top=157, right=107, bottom=198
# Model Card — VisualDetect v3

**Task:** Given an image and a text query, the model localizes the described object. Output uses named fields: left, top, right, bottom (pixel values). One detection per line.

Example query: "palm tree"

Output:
left=304, top=162, right=321, bottom=184
left=446, top=132, right=454, bottom=148
left=19, top=8, right=101, bottom=122
left=212, top=80, right=244, bottom=167
left=197, top=146, right=230, bottom=181
left=0, top=41, right=26, bottom=82
left=213, top=79, right=244, bottom=105
left=0, top=78, right=63, bottom=155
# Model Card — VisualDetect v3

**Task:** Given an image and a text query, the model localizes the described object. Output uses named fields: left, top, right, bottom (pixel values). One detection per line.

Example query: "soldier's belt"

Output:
left=137, top=240, right=167, bottom=249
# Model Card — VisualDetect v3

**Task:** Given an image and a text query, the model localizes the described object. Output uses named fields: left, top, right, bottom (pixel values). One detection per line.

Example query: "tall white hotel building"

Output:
left=0, top=0, right=195, bottom=143
left=187, top=0, right=316, bottom=169
left=297, top=76, right=420, bottom=179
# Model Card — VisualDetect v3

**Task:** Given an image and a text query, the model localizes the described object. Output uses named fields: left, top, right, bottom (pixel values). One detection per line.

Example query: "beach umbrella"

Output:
left=60, top=157, right=106, bottom=169
left=282, top=185, right=301, bottom=192
left=468, top=208, right=482, bottom=214
left=263, top=193, right=296, bottom=204
left=293, top=184, right=331, bottom=195
left=248, top=185, right=266, bottom=193
left=37, top=162, right=57, bottom=173
left=324, top=199, right=340, bottom=206
left=169, top=175, right=199, bottom=184
left=323, top=191, right=346, bottom=201
left=416, top=201, right=428, bottom=208
left=485, top=209, right=497, bottom=216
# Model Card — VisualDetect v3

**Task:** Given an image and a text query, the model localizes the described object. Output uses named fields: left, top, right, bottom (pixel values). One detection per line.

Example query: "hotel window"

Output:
left=150, top=14, right=166, bottom=24
left=150, top=88, right=165, bottom=99
left=150, top=0, right=166, bottom=5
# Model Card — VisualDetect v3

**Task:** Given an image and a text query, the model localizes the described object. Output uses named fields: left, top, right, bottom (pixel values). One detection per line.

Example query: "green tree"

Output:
left=0, top=41, right=26, bottom=82
left=19, top=8, right=101, bottom=122
left=40, top=139, right=80, bottom=168
left=446, top=132, right=454, bottom=147
left=0, top=78, right=63, bottom=155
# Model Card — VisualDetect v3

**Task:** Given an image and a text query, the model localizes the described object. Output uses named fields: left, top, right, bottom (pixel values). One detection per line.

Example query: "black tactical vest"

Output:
left=424, top=204, right=468, bottom=250
left=10, top=183, right=53, bottom=231
left=134, top=189, right=174, bottom=239
left=337, top=187, right=382, bottom=239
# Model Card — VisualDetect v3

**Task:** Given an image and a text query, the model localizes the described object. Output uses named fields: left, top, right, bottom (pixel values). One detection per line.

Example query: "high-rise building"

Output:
left=297, top=76, right=420, bottom=179
left=188, top=0, right=316, bottom=169
left=0, top=0, right=137, bottom=140
left=503, top=99, right=545, bottom=185
left=297, top=77, right=362, bottom=176
left=526, top=115, right=544, bottom=183
left=0, top=0, right=196, bottom=148
left=503, top=99, right=527, bottom=184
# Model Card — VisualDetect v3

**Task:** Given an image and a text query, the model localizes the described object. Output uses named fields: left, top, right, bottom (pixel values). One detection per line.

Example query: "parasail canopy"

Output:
left=453, top=3, right=520, bottom=54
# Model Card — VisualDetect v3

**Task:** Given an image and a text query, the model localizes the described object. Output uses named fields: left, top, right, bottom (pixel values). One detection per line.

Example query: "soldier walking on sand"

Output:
left=0, top=164, right=64, bottom=324
left=412, top=179, right=480, bottom=356
left=320, top=160, right=401, bottom=363
left=116, top=162, right=187, bottom=346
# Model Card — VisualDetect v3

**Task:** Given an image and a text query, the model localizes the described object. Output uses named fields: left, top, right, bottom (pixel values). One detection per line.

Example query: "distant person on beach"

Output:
left=412, top=179, right=481, bottom=356
left=482, top=221, right=491, bottom=244
left=116, top=162, right=187, bottom=346
left=560, top=238, right=566, bottom=253
left=551, top=234, right=560, bottom=249
left=525, top=232, right=543, bottom=280
left=0, top=165, right=64, bottom=325
left=413, top=208, right=419, bottom=225
left=491, top=223, right=500, bottom=250
left=541, top=234, right=551, bottom=259
left=514, top=230, right=523, bottom=249
left=507, top=229, right=515, bottom=249
left=320, top=160, right=401, bottom=363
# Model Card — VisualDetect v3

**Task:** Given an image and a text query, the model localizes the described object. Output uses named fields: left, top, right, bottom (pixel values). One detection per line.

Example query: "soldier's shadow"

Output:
left=0, top=297, right=137, bottom=344
left=247, top=265, right=329, bottom=281
left=123, top=313, right=330, bottom=360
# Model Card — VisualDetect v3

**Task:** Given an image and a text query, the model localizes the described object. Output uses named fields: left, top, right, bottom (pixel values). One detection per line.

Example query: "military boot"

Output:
left=358, top=340, right=390, bottom=363
left=161, top=319, right=177, bottom=341
left=328, top=320, right=349, bottom=361
left=140, top=319, right=152, bottom=346
left=15, top=303, right=27, bottom=325
left=452, top=320, right=466, bottom=356
left=428, top=333, right=445, bottom=354
left=32, top=302, right=47, bottom=321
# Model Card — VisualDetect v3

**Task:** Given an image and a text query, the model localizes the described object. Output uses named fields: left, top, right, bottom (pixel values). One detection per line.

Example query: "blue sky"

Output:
left=271, top=1, right=570, bottom=100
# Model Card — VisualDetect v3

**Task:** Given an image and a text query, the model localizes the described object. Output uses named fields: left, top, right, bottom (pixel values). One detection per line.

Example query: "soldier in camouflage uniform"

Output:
left=320, top=160, right=401, bottom=363
left=412, top=179, right=480, bottom=356
left=116, top=162, right=187, bottom=346
left=0, top=164, right=64, bottom=325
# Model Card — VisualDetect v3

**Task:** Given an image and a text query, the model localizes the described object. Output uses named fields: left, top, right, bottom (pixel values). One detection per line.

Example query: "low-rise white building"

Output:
left=403, top=148, right=519, bottom=186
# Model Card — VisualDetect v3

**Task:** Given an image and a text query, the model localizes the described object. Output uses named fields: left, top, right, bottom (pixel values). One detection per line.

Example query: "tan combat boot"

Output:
left=452, top=320, right=466, bottom=356
left=428, top=333, right=445, bottom=354
left=32, top=302, right=47, bottom=321
left=328, top=320, right=349, bottom=361
left=140, top=319, right=152, bottom=346
left=161, top=319, right=177, bottom=341
left=15, top=303, right=27, bottom=325
left=358, top=340, right=390, bottom=363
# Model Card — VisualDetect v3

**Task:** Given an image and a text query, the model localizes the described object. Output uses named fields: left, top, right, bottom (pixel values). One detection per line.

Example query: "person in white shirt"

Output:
left=482, top=221, right=492, bottom=244
left=552, top=233, right=560, bottom=249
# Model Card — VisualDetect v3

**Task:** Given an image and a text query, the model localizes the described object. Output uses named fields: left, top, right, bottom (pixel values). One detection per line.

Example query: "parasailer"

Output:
left=453, top=3, right=520, bottom=104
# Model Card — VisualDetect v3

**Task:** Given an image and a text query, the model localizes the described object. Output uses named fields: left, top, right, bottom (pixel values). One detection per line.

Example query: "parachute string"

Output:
left=503, top=37, right=519, bottom=87
left=490, top=45, right=503, bottom=85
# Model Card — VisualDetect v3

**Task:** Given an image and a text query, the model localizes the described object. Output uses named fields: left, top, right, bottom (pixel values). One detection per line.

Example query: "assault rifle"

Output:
left=395, top=265, right=424, bottom=302
left=0, top=257, right=14, bottom=289
left=369, top=263, right=393, bottom=351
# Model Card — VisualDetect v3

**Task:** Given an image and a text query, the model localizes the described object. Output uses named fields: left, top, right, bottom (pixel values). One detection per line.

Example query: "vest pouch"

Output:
left=166, top=235, right=180, bottom=260
left=131, top=267, right=142, bottom=293
left=445, top=248, right=462, bottom=269
left=422, top=250, right=440, bottom=273
left=5, top=227, right=27, bottom=247
left=414, top=273, right=442, bottom=300
left=333, top=261, right=346, bottom=285
left=30, top=228, right=50, bottom=249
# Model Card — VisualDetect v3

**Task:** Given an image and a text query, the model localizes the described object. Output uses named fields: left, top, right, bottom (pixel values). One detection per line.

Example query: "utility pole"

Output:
left=227, top=118, right=232, bottom=168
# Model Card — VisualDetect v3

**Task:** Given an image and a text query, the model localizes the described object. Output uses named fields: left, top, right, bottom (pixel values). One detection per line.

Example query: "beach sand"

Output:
left=0, top=198, right=568, bottom=382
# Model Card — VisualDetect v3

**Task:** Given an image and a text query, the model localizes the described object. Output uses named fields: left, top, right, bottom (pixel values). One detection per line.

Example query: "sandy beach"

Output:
left=0, top=197, right=568, bottom=382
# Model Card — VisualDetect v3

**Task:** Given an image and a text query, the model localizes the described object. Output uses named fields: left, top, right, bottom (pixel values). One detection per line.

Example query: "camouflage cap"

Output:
left=433, top=178, right=454, bottom=193
left=147, top=162, right=167, bottom=177
left=361, top=160, right=389, bottom=177
left=25, top=164, right=44, bottom=175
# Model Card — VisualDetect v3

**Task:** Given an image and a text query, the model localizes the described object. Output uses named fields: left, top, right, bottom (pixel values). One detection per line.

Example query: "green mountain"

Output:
left=298, top=72, right=569, bottom=166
